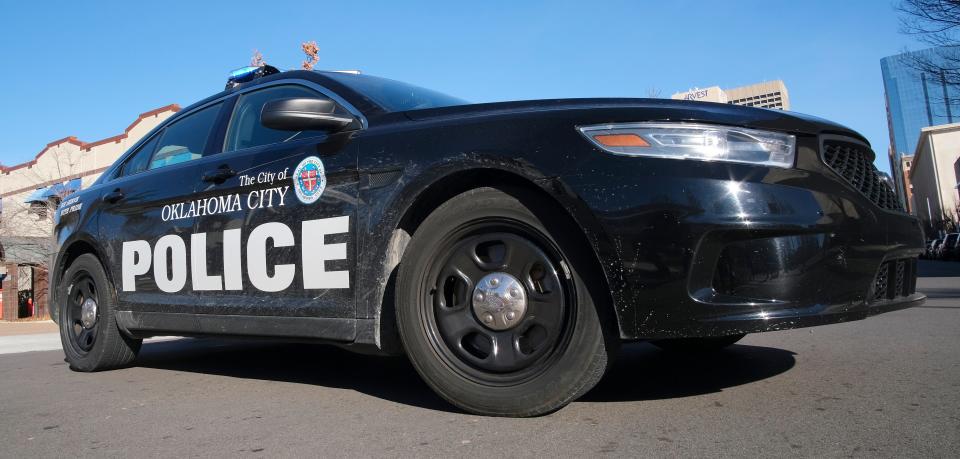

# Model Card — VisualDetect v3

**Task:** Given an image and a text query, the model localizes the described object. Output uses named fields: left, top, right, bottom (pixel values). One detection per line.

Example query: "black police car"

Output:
left=51, top=65, right=925, bottom=417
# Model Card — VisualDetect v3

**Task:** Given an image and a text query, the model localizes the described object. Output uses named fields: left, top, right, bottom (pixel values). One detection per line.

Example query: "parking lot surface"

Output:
left=1, top=261, right=958, bottom=457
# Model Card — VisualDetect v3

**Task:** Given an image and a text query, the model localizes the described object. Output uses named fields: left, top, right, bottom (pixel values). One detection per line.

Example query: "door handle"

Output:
left=202, top=167, right=237, bottom=184
left=103, top=189, right=124, bottom=203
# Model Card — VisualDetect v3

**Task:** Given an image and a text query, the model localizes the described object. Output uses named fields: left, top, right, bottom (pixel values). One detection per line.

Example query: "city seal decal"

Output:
left=293, top=156, right=326, bottom=204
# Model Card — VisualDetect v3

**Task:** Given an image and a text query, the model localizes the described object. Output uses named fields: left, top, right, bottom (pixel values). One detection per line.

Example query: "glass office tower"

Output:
left=881, top=46, right=960, bottom=206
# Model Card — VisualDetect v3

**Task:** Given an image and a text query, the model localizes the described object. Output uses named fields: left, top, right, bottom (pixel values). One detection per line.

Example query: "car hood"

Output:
left=402, top=98, right=868, bottom=145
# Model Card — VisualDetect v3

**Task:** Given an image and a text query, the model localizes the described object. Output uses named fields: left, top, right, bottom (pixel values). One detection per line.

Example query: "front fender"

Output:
left=357, top=159, right=632, bottom=346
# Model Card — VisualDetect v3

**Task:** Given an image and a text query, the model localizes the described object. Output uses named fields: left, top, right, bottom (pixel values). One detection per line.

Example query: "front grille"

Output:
left=871, top=258, right=918, bottom=302
left=873, top=265, right=889, bottom=302
left=895, top=260, right=906, bottom=296
left=822, top=140, right=904, bottom=212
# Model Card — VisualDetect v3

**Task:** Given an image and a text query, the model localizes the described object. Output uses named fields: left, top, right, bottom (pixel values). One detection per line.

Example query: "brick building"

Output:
left=0, top=105, right=178, bottom=320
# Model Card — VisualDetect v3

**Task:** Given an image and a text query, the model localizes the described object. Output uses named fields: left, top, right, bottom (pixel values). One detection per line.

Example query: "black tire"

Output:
left=396, top=187, right=617, bottom=417
left=58, top=253, right=141, bottom=371
left=650, top=334, right=746, bottom=353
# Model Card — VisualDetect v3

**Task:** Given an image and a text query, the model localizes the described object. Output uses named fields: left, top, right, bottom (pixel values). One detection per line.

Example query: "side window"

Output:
left=120, top=134, right=160, bottom=177
left=148, top=103, right=222, bottom=171
left=224, top=85, right=333, bottom=152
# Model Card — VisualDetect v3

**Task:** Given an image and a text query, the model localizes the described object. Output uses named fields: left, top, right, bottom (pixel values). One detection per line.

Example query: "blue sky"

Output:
left=0, top=0, right=925, bottom=173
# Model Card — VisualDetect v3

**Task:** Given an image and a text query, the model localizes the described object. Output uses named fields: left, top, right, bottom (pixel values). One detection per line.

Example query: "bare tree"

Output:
left=896, top=1, right=960, bottom=231
left=301, top=41, right=319, bottom=70
left=0, top=146, right=83, bottom=275
left=646, top=87, right=663, bottom=99
left=896, top=1, right=960, bottom=103
left=898, top=0, right=960, bottom=46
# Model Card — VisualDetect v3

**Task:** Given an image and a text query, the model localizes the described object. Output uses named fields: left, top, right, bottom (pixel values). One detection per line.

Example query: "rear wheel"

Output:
left=397, top=187, right=616, bottom=417
left=650, top=334, right=746, bottom=353
left=59, top=254, right=141, bottom=371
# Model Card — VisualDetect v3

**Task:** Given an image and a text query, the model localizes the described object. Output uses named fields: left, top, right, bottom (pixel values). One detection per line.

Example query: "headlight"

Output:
left=578, top=122, right=796, bottom=168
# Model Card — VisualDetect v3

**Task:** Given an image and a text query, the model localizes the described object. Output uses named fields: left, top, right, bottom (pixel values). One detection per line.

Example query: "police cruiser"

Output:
left=51, top=65, right=926, bottom=417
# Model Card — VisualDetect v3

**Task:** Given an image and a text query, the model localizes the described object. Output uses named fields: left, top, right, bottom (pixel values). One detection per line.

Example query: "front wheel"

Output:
left=58, top=253, right=141, bottom=371
left=397, top=187, right=616, bottom=417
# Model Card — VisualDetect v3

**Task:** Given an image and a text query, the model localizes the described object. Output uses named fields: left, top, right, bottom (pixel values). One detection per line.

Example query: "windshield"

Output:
left=321, top=72, right=468, bottom=112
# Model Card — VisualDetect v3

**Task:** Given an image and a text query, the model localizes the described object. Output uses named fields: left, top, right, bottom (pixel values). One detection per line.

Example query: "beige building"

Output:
left=672, top=80, right=791, bottom=110
left=671, top=86, right=727, bottom=104
left=0, top=104, right=178, bottom=320
left=900, top=154, right=915, bottom=214
left=909, top=123, right=960, bottom=237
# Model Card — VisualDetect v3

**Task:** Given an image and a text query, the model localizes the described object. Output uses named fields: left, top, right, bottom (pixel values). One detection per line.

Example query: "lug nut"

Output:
left=506, top=311, right=516, bottom=320
left=489, top=278, right=499, bottom=287
left=475, top=293, right=484, bottom=302
left=482, top=313, right=494, bottom=323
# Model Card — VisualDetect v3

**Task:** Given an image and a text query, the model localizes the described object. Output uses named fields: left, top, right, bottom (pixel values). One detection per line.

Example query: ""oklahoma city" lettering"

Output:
left=161, top=186, right=290, bottom=222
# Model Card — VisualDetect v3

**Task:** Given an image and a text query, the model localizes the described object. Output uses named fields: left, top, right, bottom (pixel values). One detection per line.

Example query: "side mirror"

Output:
left=260, top=98, right=355, bottom=132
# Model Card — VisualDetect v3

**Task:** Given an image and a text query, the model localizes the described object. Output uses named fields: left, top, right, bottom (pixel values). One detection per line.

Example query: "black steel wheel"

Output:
left=427, top=224, right=573, bottom=382
left=58, top=253, right=141, bottom=371
left=65, top=272, right=100, bottom=353
left=397, top=187, right=617, bottom=417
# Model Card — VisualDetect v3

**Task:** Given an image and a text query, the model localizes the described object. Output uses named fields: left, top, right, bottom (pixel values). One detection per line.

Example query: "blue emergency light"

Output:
left=225, top=64, right=280, bottom=89
left=228, top=66, right=260, bottom=83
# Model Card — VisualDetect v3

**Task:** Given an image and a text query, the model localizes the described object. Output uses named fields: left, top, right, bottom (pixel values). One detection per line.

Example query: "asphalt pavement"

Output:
left=1, top=261, right=958, bottom=457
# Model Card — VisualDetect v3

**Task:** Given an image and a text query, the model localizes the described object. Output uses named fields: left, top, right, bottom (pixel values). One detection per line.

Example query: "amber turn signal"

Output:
left=592, top=133, right=650, bottom=147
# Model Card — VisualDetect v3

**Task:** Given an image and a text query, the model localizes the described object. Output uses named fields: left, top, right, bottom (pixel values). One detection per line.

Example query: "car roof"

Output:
left=166, top=70, right=387, bottom=126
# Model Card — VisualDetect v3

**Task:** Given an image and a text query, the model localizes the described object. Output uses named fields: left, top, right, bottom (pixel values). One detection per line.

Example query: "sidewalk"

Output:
left=0, top=321, right=60, bottom=355
left=0, top=320, right=58, bottom=336
left=0, top=320, right=183, bottom=355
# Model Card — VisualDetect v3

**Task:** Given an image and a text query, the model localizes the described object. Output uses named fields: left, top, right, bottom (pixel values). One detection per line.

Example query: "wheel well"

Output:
left=60, top=241, right=99, bottom=276
left=51, top=241, right=103, bottom=320
left=379, top=169, right=619, bottom=351
left=399, top=170, right=558, bottom=236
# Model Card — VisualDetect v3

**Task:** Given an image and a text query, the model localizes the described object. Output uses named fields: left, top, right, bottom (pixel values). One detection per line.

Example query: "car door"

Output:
left=191, top=83, right=359, bottom=319
left=99, top=101, right=225, bottom=313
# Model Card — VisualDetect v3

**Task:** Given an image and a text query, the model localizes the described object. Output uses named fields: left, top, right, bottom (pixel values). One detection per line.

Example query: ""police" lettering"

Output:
left=121, top=216, right=350, bottom=292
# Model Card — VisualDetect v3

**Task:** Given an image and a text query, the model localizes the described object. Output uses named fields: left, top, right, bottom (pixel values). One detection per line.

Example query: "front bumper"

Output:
left=564, top=138, right=926, bottom=339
